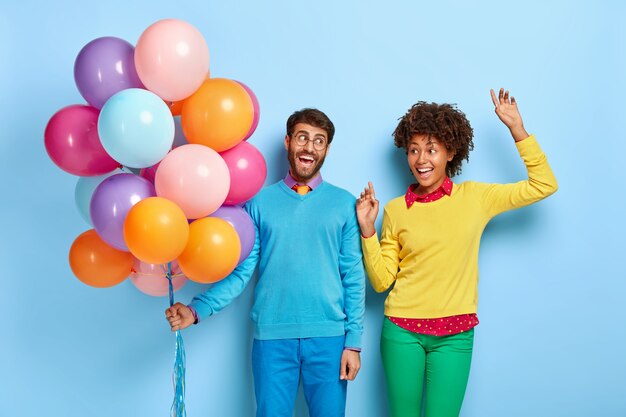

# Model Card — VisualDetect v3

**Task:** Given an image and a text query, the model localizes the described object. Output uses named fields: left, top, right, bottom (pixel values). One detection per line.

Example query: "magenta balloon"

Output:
left=220, top=141, right=267, bottom=205
left=210, top=206, right=256, bottom=265
left=44, top=105, right=120, bottom=176
left=90, top=173, right=156, bottom=250
left=235, top=81, right=260, bottom=140
left=74, top=37, right=144, bottom=109
left=139, top=161, right=160, bottom=184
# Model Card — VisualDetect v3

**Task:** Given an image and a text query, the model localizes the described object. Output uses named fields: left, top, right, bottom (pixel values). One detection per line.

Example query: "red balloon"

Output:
left=44, top=105, right=119, bottom=176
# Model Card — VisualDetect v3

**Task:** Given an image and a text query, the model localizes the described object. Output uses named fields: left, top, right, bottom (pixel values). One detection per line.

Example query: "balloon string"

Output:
left=168, top=262, right=174, bottom=308
left=132, top=272, right=185, bottom=278
left=167, top=262, right=187, bottom=417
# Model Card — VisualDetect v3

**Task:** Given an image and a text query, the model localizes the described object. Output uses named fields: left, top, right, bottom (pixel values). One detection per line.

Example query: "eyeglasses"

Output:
left=291, top=134, right=328, bottom=151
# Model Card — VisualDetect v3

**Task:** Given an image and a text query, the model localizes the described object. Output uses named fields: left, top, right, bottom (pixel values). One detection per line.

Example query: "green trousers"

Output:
left=380, top=318, right=474, bottom=417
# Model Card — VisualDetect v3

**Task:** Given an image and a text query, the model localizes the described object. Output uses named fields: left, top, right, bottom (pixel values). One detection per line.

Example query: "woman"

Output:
left=356, top=89, right=558, bottom=417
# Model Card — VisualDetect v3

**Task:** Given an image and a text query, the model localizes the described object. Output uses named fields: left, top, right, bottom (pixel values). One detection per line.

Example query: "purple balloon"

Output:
left=90, top=173, right=156, bottom=250
left=74, top=37, right=144, bottom=109
left=210, top=206, right=256, bottom=265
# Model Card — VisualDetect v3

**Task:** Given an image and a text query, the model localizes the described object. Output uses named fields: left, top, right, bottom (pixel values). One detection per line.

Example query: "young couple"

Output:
left=165, top=88, right=558, bottom=417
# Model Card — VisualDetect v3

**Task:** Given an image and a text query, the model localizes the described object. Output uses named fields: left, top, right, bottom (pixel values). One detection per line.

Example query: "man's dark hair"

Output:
left=393, top=102, right=474, bottom=177
left=286, top=108, right=335, bottom=144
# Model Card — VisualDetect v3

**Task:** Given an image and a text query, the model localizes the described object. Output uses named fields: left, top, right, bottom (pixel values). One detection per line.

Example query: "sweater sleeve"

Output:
left=339, top=207, right=366, bottom=349
left=188, top=203, right=261, bottom=320
left=479, top=135, right=558, bottom=218
left=361, top=206, right=400, bottom=293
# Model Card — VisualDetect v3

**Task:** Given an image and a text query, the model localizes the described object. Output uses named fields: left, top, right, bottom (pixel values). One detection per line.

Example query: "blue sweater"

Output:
left=189, top=180, right=366, bottom=348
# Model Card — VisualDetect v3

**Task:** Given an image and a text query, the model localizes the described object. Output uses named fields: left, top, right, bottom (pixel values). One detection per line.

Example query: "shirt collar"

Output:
left=405, top=177, right=453, bottom=208
left=283, top=171, right=323, bottom=190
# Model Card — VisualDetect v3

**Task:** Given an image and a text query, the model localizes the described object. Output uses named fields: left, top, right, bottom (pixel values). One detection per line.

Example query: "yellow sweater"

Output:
left=361, top=135, right=558, bottom=318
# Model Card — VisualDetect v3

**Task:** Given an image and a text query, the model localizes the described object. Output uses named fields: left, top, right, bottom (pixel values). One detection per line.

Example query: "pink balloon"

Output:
left=135, top=19, right=210, bottom=101
left=155, top=144, right=230, bottom=219
left=44, top=105, right=120, bottom=176
left=220, top=141, right=267, bottom=205
left=130, top=259, right=187, bottom=297
left=235, top=81, right=260, bottom=140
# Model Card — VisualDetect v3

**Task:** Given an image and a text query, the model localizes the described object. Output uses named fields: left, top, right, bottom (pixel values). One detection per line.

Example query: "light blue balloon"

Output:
left=98, top=88, right=175, bottom=168
left=74, top=167, right=130, bottom=225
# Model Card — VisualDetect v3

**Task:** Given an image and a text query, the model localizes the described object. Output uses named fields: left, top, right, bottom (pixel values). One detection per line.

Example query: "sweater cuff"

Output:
left=188, top=300, right=214, bottom=321
left=360, top=232, right=380, bottom=254
left=345, top=332, right=362, bottom=349
left=187, top=305, right=199, bottom=324
left=514, top=133, right=537, bottom=151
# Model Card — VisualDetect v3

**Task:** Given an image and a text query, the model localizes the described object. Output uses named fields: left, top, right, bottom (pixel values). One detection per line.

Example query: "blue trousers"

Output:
left=251, top=336, right=347, bottom=417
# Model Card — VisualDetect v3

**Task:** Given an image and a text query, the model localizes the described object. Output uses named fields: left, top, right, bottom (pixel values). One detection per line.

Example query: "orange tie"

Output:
left=295, top=185, right=310, bottom=195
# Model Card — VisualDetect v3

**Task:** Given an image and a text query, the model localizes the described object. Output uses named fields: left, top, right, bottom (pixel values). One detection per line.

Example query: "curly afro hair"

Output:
left=393, top=102, right=474, bottom=177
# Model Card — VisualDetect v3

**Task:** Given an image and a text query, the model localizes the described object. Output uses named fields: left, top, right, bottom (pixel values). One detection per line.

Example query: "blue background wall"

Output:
left=2, top=1, right=625, bottom=416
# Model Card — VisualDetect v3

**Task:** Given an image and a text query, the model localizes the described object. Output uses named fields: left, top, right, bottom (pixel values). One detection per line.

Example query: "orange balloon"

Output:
left=181, top=78, right=254, bottom=152
left=69, top=229, right=133, bottom=288
left=165, top=100, right=184, bottom=116
left=177, top=217, right=241, bottom=284
left=123, top=197, right=190, bottom=264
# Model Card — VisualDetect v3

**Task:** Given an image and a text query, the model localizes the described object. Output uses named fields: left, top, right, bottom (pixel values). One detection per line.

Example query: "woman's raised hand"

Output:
left=490, top=88, right=529, bottom=142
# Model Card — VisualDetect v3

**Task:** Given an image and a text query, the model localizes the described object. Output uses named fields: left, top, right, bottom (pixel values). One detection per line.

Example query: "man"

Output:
left=165, top=108, right=365, bottom=417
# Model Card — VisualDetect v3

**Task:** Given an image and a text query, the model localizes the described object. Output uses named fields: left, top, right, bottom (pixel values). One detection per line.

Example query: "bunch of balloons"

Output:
left=45, top=19, right=266, bottom=296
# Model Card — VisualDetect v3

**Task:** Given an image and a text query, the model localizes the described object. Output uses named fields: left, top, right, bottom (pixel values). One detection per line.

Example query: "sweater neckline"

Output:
left=278, top=180, right=327, bottom=200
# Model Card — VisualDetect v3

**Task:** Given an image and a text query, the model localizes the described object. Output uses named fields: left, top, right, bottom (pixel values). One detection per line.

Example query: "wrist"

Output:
left=187, top=305, right=199, bottom=324
left=358, top=219, right=375, bottom=234
left=509, top=125, right=529, bottom=142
